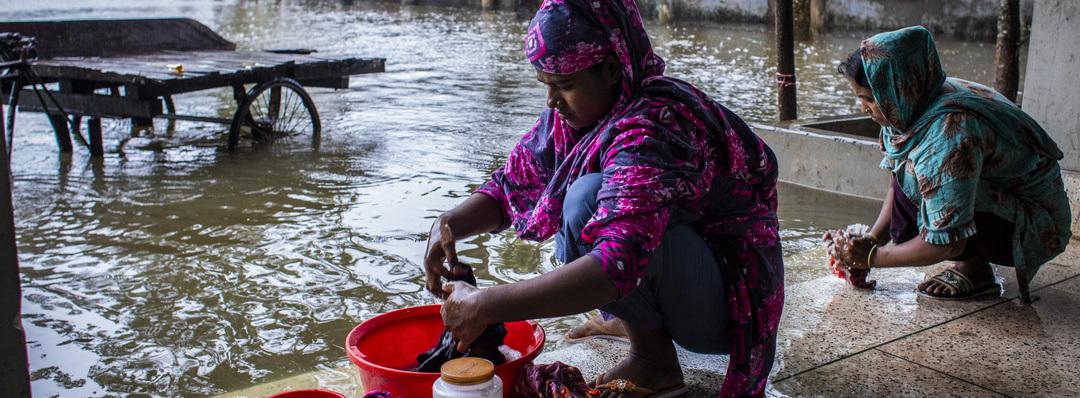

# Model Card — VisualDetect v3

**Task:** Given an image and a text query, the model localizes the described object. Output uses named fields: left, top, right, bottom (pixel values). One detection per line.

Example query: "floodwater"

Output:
left=2, top=0, right=1019, bottom=396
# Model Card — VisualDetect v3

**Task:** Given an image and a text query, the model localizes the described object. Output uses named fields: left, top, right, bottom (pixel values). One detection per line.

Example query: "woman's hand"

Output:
left=424, top=216, right=459, bottom=298
left=829, top=231, right=878, bottom=269
left=441, top=281, right=489, bottom=352
left=822, top=230, right=836, bottom=250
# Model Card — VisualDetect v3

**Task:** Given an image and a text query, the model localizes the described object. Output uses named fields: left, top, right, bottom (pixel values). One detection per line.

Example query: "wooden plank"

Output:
left=298, top=76, right=349, bottom=89
left=6, top=90, right=162, bottom=118
left=161, top=114, right=231, bottom=124
left=36, top=50, right=376, bottom=71
left=294, top=58, right=385, bottom=80
left=345, top=58, right=386, bottom=75
left=22, top=50, right=385, bottom=101
left=30, top=52, right=385, bottom=86
left=29, top=63, right=152, bottom=86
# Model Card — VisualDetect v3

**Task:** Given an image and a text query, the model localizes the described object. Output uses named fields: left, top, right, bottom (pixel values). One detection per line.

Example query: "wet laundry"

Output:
left=829, top=256, right=876, bottom=289
left=410, top=264, right=507, bottom=372
left=828, top=224, right=877, bottom=289
left=515, top=361, right=596, bottom=398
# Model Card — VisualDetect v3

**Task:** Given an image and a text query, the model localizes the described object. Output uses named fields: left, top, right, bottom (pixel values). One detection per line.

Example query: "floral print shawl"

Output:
left=476, top=0, right=784, bottom=395
left=863, top=26, right=1071, bottom=278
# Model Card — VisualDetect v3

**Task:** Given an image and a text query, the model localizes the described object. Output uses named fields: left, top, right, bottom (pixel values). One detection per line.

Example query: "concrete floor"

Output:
left=219, top=243, right=1080, bottom=398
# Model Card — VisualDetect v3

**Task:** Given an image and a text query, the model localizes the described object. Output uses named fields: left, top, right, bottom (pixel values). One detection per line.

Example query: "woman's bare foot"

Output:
left=591, top=321, right=685, bottom=398
left=565, top=312, right=629, bottom=342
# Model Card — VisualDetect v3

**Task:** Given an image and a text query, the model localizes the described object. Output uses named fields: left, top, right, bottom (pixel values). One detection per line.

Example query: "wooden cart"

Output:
left=0, top=18, right=385, bottom=154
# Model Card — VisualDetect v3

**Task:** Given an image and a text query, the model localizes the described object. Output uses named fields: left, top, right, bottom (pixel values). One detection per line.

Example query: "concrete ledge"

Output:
left=752, top=120, right=890, bottom=201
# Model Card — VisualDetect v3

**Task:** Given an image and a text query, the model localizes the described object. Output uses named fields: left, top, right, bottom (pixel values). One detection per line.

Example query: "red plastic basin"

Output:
left=267, top=389, right=346, bottom=398
left=346, top=304, right=545, bottom=398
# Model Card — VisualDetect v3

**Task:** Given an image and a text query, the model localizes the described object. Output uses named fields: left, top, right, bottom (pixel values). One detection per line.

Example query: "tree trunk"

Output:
left=0, top=98, right=32, bottom=398
left=995, top=0, right=1021, bottom=103
left=810, top=0, right=827, bottom=34
left=767, top=0, right=777, bottom=25
left=792, top=0, right=811, bottom=38
left=775, top=0, right=798, bottom=121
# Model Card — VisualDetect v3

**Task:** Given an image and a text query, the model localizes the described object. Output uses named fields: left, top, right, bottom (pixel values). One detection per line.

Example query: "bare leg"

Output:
left=566, top=312, right=628, bottom=341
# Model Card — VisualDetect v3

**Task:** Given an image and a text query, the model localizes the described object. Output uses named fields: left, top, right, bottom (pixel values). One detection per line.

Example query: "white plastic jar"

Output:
left=432, top=357, right=503, bottom=398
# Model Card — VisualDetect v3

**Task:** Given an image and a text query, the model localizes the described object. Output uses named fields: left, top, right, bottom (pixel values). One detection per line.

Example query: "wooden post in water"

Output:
left=0, top=96, right=32, bottom=398
left=810, top=0, right=827, bottom=35
left=994, top=0, right=1021, bottom=103
left=775, top=0, right=798, bottom=121
left=88, top=117, right=104, bottom=157
left=46, top=114, right=73, bottom=153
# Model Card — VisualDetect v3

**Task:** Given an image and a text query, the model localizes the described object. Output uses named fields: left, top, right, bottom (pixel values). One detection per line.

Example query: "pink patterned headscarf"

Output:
left=525, top=0, right=665, bottom=100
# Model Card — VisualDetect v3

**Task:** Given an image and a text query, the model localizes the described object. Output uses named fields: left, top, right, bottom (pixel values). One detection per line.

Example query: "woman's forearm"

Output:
left=871, top=236, right=965, bottom=268
left=479, top=255, right=618, bottom=323
left=440, top=193, right=506, bottom=239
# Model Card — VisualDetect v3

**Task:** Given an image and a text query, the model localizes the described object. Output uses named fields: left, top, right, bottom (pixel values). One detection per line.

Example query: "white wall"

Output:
left=1023, top=0, right=1080, bottom=171
left=662, top=0, right=1032, bottom=40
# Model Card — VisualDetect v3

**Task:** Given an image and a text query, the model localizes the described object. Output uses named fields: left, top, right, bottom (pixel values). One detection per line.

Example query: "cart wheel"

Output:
left=228, top=78, right=321, bottom=150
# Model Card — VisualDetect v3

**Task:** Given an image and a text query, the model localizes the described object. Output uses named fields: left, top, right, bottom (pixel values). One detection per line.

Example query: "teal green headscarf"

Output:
left=861, top=26, right=1071, bottom=279
left=863, top=26, right=1062, bottom=163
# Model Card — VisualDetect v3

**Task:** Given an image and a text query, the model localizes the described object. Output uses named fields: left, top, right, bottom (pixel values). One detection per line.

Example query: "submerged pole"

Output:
left=810, top=0, right=827, bottom=35
left=994, top=0, right=1021, bottom=103
left=775, top=0, right=798, bottom=120
left=0, top=99, right=31, bottom=397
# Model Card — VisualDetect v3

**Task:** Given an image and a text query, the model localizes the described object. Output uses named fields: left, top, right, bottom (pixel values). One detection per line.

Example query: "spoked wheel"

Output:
left=228, top=78, right=321, bottom=150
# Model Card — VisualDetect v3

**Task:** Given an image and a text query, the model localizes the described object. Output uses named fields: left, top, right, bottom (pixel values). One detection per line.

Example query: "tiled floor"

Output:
left=769, top=245, right=1080, bottom=398
left=220, top=244, right=1080, bottom=397
left=875, top=289, right=1080, bottom=397
left=771, top=350, right=1006, bottom=398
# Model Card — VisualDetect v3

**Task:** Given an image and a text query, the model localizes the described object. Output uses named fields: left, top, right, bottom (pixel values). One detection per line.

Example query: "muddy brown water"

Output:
left=2, top=0, right=1019, bottom=395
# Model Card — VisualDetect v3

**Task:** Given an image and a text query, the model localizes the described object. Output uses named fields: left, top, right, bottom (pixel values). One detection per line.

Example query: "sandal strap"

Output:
left=930, top=269, right=974, bottom=294
left=593, top=376, right=656, bottom=395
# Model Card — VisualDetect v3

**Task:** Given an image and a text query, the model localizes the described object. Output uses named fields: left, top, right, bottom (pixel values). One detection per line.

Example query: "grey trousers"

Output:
left=554, top=173, right=730, bottom=354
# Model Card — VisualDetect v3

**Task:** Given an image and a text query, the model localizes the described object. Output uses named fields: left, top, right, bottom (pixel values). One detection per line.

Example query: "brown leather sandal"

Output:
left=917, top=268, right=1000, bottom=301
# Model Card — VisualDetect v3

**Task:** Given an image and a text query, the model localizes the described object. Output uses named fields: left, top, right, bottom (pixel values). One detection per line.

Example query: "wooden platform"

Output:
left=0, top=18, right=386, bottom=154
left=31, top=50, right=385, bottom=94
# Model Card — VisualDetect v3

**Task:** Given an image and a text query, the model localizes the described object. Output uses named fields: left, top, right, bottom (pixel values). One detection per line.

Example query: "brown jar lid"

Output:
left=440, top=357, right=495, bottom=385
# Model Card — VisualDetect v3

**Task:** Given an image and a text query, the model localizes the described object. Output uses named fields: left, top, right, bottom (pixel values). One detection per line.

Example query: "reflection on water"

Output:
left=5, top=0, right=1007, bottom=396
